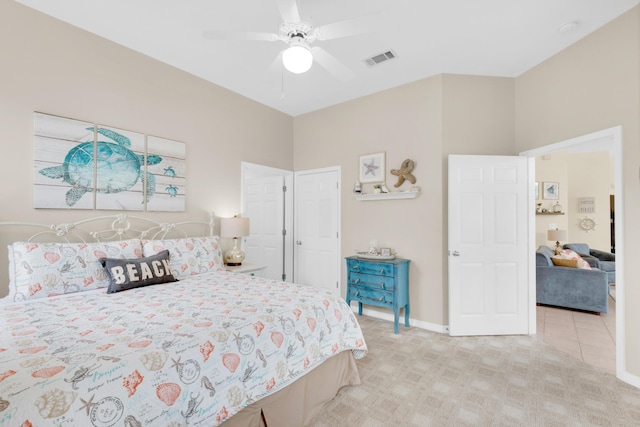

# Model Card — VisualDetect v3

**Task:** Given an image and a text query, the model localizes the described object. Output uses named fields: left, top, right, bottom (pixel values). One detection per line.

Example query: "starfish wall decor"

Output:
left=359, top=152, right=386, bottom=184
left=390, top=159, right=416, bottom=187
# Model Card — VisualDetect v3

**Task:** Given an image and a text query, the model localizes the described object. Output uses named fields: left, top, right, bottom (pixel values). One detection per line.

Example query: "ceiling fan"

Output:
left=202, top=0, right=379, bottom=81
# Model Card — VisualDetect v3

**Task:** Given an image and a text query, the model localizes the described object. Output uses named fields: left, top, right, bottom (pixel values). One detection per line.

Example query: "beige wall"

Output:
left=516, top=7, right=640, bottom=375
left=442, top=74, right=515, bottom=156
left=294, top=74, right=515, bottom=327
left=294, top=77, right=444, bottom=327
left=0, top=2, right=293, bottom=296
left=535, top=153, right=570, bottom=246
left=535, top=151, right=612, bottom=250
left=566, top=151, right=612, bottom=251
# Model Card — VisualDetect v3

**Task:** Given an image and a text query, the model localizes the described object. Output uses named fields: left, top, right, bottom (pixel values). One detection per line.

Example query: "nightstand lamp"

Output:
left=547, top=229, right=567, bottom=255
left=221, top=216, right=250, bottom=266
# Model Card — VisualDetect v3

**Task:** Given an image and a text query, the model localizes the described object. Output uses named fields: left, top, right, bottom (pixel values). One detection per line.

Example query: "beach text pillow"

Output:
left=100, top=250, right=177, bottom=293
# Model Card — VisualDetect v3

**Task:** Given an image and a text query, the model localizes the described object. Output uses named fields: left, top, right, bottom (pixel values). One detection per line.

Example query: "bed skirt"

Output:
left=223, top=351, right=361, bottom=426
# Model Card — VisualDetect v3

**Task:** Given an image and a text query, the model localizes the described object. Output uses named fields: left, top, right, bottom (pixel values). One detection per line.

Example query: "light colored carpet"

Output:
left=313, top=315, right=640, bottom=427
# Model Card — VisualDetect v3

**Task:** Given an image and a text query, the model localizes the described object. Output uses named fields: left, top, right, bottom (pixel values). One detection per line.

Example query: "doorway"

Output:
left=521, top=126, right=624, bottom=379
left=241, top=163, right=342, bottom=292
left=241, top=162, right=293, bottom=281
left=293, top=167, right=341, bottom=296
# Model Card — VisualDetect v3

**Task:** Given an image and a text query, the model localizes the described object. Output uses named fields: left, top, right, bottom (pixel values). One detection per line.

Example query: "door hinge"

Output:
left=336, top=282, right=339, bottom=289
left=282, top=229, right=287, bottom=236
left=282, top=273, right=287, bottom=281
left=336, top=231, right=339, bottom=238
left=282, top=185, right=287, bottom=192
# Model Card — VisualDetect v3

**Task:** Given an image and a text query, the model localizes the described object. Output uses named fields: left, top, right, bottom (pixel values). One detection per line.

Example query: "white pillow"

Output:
left=141, top=237, right=224, bottom=279
left=8, top=239, right=143, bottom=302
left=555, top=249, right=592, bottom=270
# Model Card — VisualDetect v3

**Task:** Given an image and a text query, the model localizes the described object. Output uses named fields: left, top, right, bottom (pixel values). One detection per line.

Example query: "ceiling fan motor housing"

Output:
left=281, top=21, right=314, bottom=44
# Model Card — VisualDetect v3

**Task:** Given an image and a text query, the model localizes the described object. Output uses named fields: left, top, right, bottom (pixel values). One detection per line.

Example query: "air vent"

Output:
left=365, top=50, right=397, bottom=67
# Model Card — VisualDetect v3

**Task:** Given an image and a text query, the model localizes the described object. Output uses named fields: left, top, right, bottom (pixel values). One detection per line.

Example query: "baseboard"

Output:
left=350, top=306, right=448, bottom=334
left=618, top=370, right=640, bottom=389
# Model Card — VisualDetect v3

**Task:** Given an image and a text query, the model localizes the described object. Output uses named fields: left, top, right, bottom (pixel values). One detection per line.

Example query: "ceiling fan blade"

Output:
left=267, top=51, right=284, bottom=74
left=311, top=46, right=354, bottom=82
left=313, top=13, right=381, bottom=41
left=275, top=0, right=301, bottom=23
left=202, top=30, right=280, bottom=42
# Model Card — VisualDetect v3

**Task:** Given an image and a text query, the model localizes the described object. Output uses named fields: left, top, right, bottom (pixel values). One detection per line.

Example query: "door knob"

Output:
left=296, top=240, right=302, bottom=245
left=452, top=251, right=460, bottom=257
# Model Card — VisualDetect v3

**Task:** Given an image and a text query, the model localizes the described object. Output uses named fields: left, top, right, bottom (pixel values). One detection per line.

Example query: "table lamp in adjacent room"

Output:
left=547, top=229, right=567, bottom=255
left=221, top=216, right=250, bottom=266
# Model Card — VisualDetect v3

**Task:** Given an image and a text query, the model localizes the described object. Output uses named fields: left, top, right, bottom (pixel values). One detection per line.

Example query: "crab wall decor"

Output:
left=34, top=112, right=186, bottom=211
left=390, top=159, right=416, bottom=187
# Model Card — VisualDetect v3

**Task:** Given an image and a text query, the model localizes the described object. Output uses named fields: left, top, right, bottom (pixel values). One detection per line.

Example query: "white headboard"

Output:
left=0, top=213, right=215, bottom=298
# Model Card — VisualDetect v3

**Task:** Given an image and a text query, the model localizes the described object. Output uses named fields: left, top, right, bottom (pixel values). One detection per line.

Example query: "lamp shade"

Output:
left=547, top=229, right=567, bottom=242
left=282, top=44, right=313, bottom=74
left=220, top=217, right=250, bottom=238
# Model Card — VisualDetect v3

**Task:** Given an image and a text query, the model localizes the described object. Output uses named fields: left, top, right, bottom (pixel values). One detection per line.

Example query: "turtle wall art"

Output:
left=146, top=135, right=186, bottom=212
left=33, top=112, right=186, bottom=211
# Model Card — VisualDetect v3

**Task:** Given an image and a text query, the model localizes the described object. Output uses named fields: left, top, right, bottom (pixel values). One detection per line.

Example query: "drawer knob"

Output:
left=379, top=269, right=385, bottom=274
left=378, top=296, right=384, bottom=302
left=354, top=292, right=360, bottom=297
left=354, top=278, right=360, bottom=284
left=352, top=265, right=359, bottom=270
left=380, top=283, right=385, bottom=289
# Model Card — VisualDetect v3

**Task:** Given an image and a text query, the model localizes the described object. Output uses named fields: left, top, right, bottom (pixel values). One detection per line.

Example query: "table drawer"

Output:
left=348, top=272, right=396, bottom=291
left=347, top=261, right=394, bottom=277
left=348, top=286, right=394, bottom=307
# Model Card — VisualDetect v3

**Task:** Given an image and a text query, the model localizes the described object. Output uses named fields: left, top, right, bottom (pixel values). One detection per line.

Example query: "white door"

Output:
left=241, top=162, right=294, bottom=282
left=243, top=175, right=286, bottom=281
left=448, top=155, right=529, bottom=336
left=294, top=167, right=340, bottom=295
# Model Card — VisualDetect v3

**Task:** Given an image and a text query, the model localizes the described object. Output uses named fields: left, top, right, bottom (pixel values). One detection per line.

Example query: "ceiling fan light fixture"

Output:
left=282, top=37, right=313, bottom=74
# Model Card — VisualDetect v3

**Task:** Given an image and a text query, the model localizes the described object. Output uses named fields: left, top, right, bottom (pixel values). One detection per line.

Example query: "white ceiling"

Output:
left=14, top=0, right=640, bottom=117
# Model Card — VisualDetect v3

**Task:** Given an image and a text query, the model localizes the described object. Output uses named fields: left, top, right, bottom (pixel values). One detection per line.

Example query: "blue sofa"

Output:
left=563, top=243, right=616, bottom=284
left=536, top=245, right=609, bottom=314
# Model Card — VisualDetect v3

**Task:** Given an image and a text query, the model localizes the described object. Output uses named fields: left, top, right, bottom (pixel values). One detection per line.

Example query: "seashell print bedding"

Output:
left=0, top=270, right=368, bottom=426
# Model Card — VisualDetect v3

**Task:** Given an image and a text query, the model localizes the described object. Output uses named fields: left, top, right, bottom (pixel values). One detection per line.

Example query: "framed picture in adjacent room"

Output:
left=543, top=182, right=559, bottom=200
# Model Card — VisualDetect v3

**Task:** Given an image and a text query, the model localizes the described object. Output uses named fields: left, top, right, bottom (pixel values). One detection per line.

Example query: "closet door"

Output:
left=242, top=162, right=293, bottom=281
left=294, top=167, right=340, bottom=295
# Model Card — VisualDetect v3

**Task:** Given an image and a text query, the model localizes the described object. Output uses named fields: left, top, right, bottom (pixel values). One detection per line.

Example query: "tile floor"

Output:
left=535, top=290, right=616, bottom=376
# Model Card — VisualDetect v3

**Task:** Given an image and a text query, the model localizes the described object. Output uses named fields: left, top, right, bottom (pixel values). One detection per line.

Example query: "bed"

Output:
left=0, top=214, right=367, bottom=427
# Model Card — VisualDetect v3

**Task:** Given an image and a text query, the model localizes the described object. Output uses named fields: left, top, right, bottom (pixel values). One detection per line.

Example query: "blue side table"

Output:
left=345, top=256, right=410, bottom=334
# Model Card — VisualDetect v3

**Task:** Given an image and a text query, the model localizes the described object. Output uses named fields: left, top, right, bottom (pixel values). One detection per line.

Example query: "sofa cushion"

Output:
left=551, top=258, right=578, bottom=268
left=563, top=243, right=590, bottom=256
left=555, top=249, right=591, bottom=269
left=598, top=260, right=615, bottom=273
left=591, top=249, right=615, bottom=262
left=536, top=246, right=555, bottom=266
